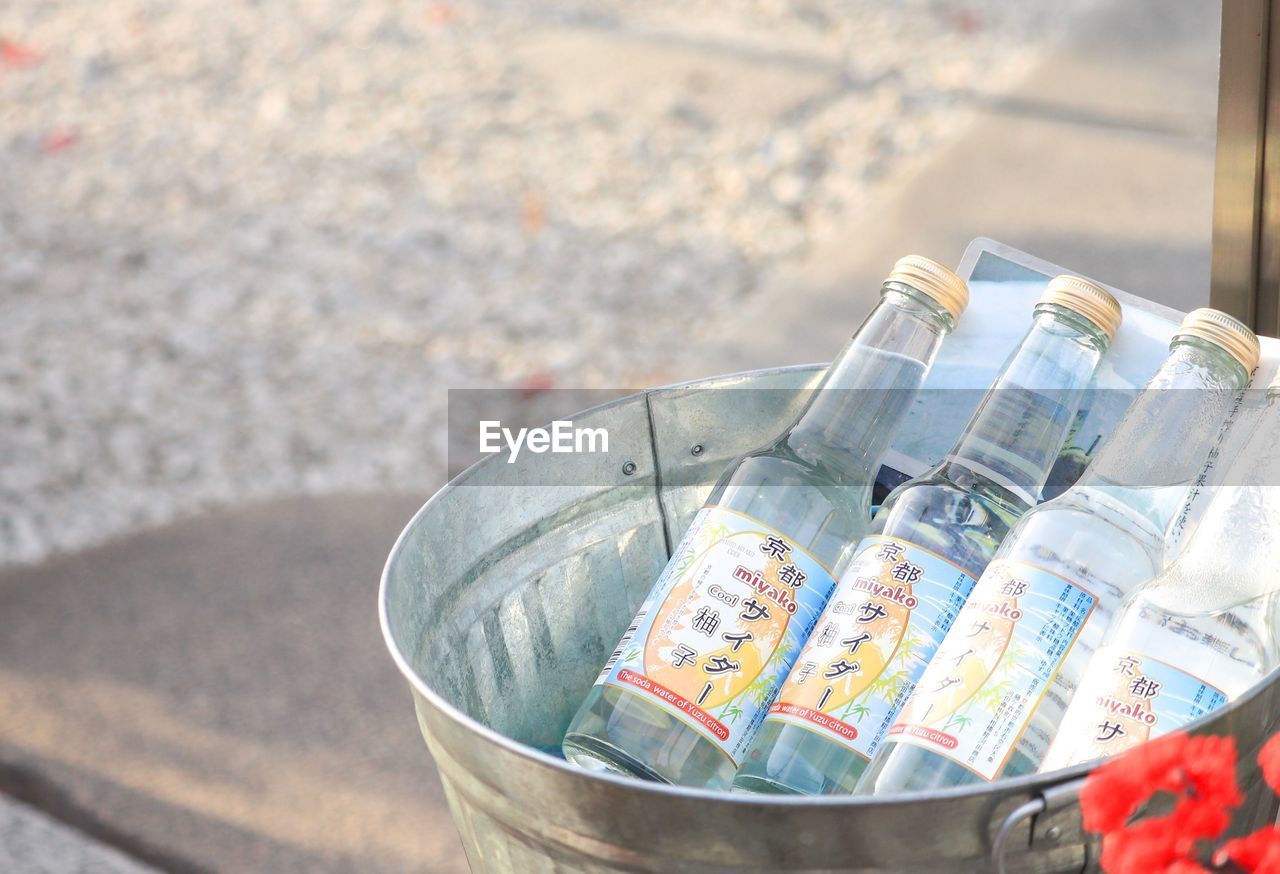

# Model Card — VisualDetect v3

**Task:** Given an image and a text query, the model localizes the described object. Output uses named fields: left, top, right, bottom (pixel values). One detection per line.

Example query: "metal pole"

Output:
left=1212, top=0, right=1274, bottom=333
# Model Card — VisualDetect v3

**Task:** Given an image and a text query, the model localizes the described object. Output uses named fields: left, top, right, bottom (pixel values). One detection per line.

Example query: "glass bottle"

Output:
left=858, top=308, right=1259, bottom=793
left=1041, top=379, right=1280, bottom=770
left=731, top=276, right=1120, bottom=795
left=1141, top=375, right=1280, bottom=616
left=1039, top=592, right=1278, bottom=771
left=562, top=255, right=968, bottom=790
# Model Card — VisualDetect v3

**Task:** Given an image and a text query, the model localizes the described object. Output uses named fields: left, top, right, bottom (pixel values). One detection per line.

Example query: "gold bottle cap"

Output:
left=886, top=255, right=969, bottom=322
left=1173, top=308, right=1260, bottom=373
left=1037, top=275, right=1122, bottom=342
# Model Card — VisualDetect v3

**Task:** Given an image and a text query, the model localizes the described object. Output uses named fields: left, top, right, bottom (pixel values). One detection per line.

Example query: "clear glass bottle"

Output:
left=1041, top=379, right=1280, bottom=770
left=1140, top=376, right=1280, bottom=616
left=1039, top=592, right=1278, bottom=771
left=562, top=256, right=968, bottom=790
left=857, top=308, right=1259, bottom=793
left=731, top=276, right=1120, bottom=795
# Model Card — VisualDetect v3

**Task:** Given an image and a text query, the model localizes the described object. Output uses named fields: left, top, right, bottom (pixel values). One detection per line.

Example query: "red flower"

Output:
left=1165, top=861, right=1211, bottom=874
left=1215, top=826, right=1280, bottom=873
left=1259, top=733, right=1280, bottom=795
left=1100, top=818, right=1187, bottom=872
left=1081, top=732, right=1242, bottom=874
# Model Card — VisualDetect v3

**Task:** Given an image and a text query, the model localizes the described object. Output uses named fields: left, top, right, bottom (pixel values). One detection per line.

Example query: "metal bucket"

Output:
left=379, top=366, right=1280, bottom=873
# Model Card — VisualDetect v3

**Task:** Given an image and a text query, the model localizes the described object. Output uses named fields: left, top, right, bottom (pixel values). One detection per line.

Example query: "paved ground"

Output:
left=0, top=495, right=464, bottom=873
left=0, top=796, right=161, bottom=874
left=0, top=0, right=1224, bottom=872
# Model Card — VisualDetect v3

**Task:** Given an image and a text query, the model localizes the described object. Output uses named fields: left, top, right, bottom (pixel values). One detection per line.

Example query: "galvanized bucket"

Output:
left=379, top=366, right=1280, bottom=873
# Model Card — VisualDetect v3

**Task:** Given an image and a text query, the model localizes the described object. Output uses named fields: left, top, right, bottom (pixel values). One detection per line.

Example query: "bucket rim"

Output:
left=377, top=364, right=1271, bottom=808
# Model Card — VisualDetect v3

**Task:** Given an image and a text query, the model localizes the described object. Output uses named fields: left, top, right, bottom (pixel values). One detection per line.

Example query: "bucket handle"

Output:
left=991, top=776, right=1088, bottom=874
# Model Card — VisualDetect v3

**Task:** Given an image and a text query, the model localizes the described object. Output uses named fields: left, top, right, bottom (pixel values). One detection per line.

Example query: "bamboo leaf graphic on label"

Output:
left=608, top=506, right=839, bottom=763
left=896, top=629, right=925, bottom=665
left=977, top=680, right=1013, bottom=716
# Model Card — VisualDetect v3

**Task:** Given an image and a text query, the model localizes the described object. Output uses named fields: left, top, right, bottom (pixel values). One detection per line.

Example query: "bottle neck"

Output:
left=788, top=283, right=953, bottom=472
left=1226, top=387, right=1280, bottom=483
left=1135, top=389, right=1280, bottom=615
left=1077, top=337, right=1249, bottom=526
left=945, top=305, right=1108, bottom=505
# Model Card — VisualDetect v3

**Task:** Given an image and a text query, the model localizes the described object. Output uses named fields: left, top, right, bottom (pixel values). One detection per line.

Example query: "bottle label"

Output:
left=1040, top=646, right=1228, bottom=771
left=767, top=535, right=978, bottom=761
left=884, top=559, right=1097, bottom=781
left=597, top=506, right=837, bottom=765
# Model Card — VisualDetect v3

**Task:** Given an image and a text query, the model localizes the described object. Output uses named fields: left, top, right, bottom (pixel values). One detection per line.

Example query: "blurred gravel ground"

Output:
left=1, top=1, right=1077, bottom=564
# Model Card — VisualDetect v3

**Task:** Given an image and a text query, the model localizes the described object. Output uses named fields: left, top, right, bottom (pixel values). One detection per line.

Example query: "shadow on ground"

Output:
left=0, top=494, right=468, bottom=873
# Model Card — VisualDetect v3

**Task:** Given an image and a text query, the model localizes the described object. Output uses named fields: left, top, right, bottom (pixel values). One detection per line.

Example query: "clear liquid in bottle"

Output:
left=562, top=256, right=967, bottom=790
left=732, top=277, right=1120, bottom=795
left=858, top=308, right=1259, bottom=793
